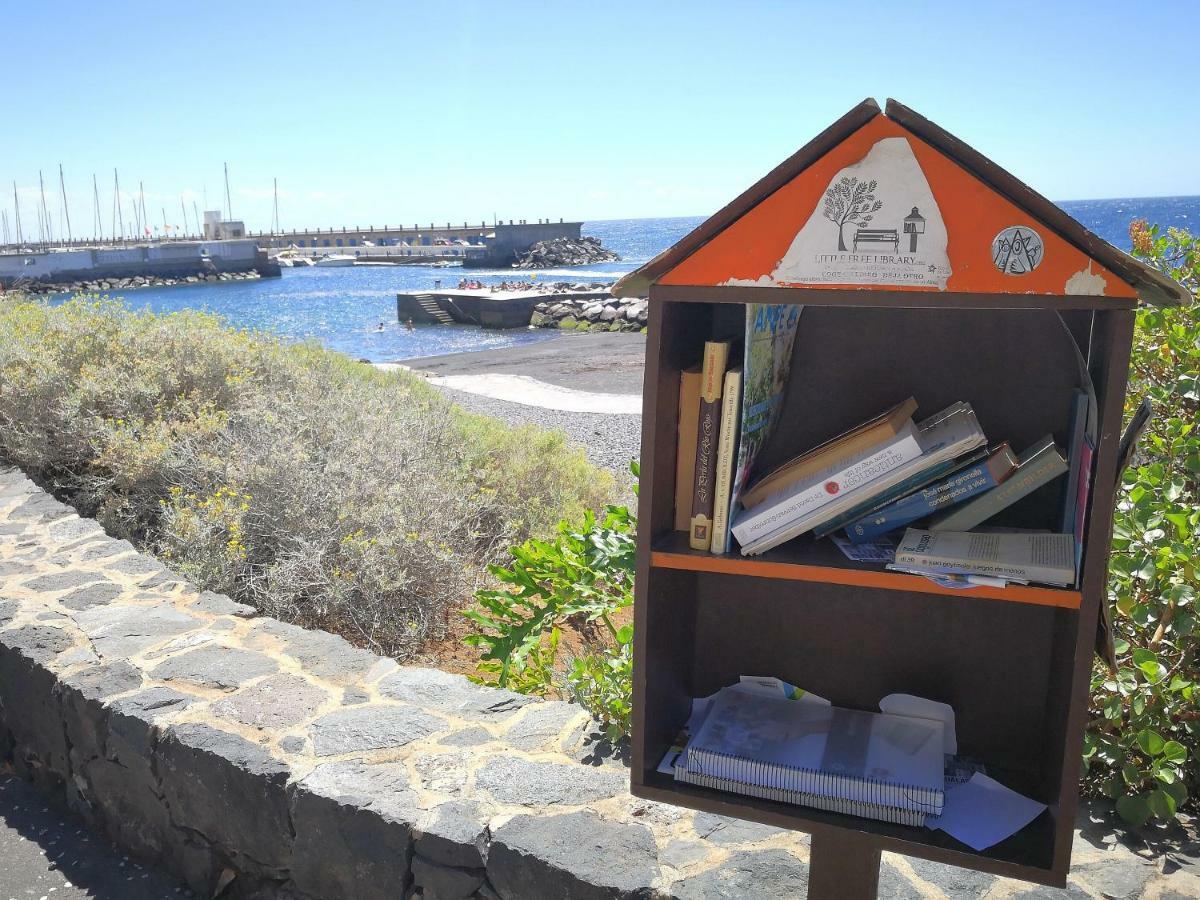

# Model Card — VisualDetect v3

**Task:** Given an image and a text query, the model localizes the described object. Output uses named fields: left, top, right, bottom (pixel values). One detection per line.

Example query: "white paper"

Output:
left=930, top=773, right=1047, bottom=851
left=879, top=693, right=957, bottom=754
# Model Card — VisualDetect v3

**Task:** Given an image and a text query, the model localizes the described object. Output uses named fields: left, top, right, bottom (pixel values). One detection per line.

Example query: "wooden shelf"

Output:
left=651, top=531, right=1081, bottom=609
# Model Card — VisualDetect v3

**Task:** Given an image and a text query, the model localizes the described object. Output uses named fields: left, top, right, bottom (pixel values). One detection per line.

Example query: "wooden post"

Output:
left=807, top=830, right=881, bottom=900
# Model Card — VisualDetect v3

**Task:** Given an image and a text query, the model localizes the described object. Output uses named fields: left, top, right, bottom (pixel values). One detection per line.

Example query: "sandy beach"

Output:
left=402, top=331, right=646, bottom=488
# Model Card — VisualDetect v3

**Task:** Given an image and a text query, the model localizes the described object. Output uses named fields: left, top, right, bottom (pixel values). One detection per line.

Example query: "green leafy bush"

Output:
left=0, top=296, right=611, bottom=657
left=1084, top=223, right=1199, bottom=824
left=465, top=464, right=636, bottom=737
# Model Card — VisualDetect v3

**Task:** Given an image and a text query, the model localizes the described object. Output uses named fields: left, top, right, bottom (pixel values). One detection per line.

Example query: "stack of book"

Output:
left=674, top=321, right=1096, bottom=589
left=670, top=685, right=946, bottom=826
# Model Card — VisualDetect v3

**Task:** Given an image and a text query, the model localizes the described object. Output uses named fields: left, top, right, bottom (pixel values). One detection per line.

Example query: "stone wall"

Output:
left=0, top=466, right=1191, bottom=899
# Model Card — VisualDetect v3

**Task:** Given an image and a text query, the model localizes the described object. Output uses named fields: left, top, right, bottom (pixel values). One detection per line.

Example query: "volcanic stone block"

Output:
left=156, top=723, right=293, bottom=878
left=475, top=756, right=625, bottom=807
left=72, top=604, right=201, bottom=658
left=149, top=645, right=278, bottom=692
left=501, top=701, right=588, bottom=752
left=308, top=703, right=446, bottom=757
left=7, top=493, right=71, bottom=525
left=0, top=629, right=72, bottom=790
left=487, top=811, right=658, bottom=900
left=411, top=855, right=485, bottom=899
left=211, top=674, right=331, bottom=729
left=667, top=849, right=809, bottom=899
left=377, top=667, right=531, bottom=721
left=0, top=599, right=19, bottom=626
left=290, top=760, right=420, bottom=900
left=24, top=570, right=108, bottom=593
left=59, top=582, right=123, bottom=610
left=414, top=799, right=490, bottom=870
left=188, top=590, right=257, bottom=618
left=256, top=619, right=382, bottom=682
left=48, top=517, right=107, bottom=544
left=60, top=660, right=145, bottom=771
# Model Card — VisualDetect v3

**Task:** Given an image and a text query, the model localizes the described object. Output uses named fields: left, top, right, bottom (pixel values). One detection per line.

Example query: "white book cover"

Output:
left=684, top=687, right=944, bottom=814
left=895, top=529, right=1075, bottom=586
left=732, top=419, right=922, bottom=545
left=709, top=368, right=743, bottom=554
left=740, top=403, right=986, bottom=556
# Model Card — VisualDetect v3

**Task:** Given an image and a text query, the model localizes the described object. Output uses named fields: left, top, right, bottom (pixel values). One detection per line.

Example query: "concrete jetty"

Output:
left=397, top=287, right=612, bottom=328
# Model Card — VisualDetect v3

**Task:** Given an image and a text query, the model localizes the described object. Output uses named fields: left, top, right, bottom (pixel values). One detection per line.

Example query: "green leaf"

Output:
left=1137, top=729, right=1166, bottom=756
left=1161, top=741, right=1188, bottom=764
left=1116, top=793, right=1153, bottom=826
left=1148, top=788, right=1177, bottom=819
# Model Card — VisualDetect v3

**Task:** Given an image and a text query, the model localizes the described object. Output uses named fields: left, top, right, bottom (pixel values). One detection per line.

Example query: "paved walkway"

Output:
left=0, top=772, right=188, bottom=899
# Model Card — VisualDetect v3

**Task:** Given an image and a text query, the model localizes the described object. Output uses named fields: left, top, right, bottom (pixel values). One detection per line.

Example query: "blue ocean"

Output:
left=66, top=197, right=1197, bottom=363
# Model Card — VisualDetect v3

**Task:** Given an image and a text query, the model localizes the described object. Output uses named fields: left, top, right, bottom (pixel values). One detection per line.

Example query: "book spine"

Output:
left=847, top=457, right=1007, bottom=544
left=689, top=746, right=943, bottom=814
left=929, top=448, right=1066, bottom=532
left=709, top=369, right=742, bottom=554
left=674, top=768, right=927, bottom=826
left=674, top=370, right=702, bottom=532
left=689, top=342, right=729, bottom=550
left=731, top=427, right=922, bottom=546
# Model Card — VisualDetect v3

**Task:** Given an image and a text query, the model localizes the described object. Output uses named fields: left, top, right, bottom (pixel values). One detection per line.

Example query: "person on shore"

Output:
left=405, top=318, right=415, bottom=331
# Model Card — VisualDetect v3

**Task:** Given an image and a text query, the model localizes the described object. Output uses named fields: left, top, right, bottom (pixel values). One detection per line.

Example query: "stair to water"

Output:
left=413, top=294, right=456, bottom=325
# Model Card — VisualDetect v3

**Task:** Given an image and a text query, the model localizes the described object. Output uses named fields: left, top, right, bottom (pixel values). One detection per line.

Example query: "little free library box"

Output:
left=615, top=98, right=1190, bottom=898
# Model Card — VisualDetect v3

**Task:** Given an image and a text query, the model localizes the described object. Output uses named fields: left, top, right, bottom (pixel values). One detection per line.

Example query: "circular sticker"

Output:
left=992, top=226, right=1044, bottom=275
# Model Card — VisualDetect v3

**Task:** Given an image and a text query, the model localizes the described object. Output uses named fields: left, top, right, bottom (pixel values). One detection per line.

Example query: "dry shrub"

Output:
left=0, top=296, right=611, bottom=657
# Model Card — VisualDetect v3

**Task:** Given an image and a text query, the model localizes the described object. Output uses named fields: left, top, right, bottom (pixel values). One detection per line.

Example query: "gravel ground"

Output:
left=434, top=385, right=642, bottom=498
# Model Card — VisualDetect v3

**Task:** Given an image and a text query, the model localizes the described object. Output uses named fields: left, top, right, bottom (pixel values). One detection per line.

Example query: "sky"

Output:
left=4, top=0, right=1198, bottom=237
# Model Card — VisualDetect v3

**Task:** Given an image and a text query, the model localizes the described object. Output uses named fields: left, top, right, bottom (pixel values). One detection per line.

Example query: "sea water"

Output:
left=52, top=201, right=1197, bottom=363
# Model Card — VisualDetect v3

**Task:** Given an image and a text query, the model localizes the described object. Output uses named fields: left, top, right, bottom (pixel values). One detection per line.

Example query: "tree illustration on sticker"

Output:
left=822, top=177, right=883, bottom=252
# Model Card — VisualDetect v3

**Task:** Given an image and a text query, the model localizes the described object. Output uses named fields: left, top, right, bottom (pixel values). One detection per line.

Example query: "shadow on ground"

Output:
left=0, top=769, right=189, bottom=899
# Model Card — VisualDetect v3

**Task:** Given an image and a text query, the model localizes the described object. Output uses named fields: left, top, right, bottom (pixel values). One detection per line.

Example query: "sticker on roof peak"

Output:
left=992, top=226, right=1044, bottom=275
left=767, top=137, right=951, bottom=289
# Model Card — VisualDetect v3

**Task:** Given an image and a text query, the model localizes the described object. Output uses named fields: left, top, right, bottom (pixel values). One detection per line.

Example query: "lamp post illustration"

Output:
left=903, top=206, right=925, bottom=252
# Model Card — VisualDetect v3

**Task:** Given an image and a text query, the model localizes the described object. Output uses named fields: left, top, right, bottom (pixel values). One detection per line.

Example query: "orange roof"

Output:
left=615, top=99, right=1188, bottom=306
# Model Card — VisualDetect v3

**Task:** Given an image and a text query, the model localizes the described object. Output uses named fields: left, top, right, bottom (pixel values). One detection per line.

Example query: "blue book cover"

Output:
left=846, top=445, right=1018, bottom=544
left=812, top=450, right=983, bottom=540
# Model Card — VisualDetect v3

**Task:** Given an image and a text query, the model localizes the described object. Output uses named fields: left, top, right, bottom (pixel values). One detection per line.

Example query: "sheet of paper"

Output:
left=879, top=693, right=957, bottom=754
left=931, top=773, right=1047, bottom=851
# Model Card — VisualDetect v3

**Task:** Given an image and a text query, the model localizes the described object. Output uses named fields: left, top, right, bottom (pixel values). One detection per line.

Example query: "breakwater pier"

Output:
left=398, top=284, right=612, bottom=328
left=0, top=239, right=278, bottom=290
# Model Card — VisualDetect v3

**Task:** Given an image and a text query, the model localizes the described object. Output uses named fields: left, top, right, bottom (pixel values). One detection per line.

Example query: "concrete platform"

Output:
left=397, top=288, right=612, bottom=329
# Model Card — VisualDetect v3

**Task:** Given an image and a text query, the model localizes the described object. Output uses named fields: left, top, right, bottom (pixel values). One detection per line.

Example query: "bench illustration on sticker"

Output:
left=769, top=137, right=952, bottom=289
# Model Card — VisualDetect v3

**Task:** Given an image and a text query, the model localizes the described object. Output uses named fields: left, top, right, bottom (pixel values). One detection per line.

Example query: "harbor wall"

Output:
left=0, top=240, right=277, bottom=288
left=473, top=221, right=584, bottom=268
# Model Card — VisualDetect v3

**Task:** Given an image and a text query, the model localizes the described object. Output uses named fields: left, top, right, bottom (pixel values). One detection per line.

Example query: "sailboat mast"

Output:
left=58, top=164, right=72, bottom=243
left=13, top=181, right=23, bottom=245
left=38, top=170, right=52, bottom=244
left=138, top=181, right=147, bottom=237
left=114, top=169, right=125, bottom=241
left=93, top=173, right=102, bottom=241
left=193, top=201, right=200, bottom=239
left=181, top=197, right=188, bottom=238
left=272, top=177, right=279, bottom=235
left=224, top=162, right=232, bottom=220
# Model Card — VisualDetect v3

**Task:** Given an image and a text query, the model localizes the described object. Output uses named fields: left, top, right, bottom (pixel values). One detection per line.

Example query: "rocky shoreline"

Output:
left=530, top=295, right=648, bottom=333
left=514, top=235, right=619, bottom=268
left=14, top=269, right=267, bottom=296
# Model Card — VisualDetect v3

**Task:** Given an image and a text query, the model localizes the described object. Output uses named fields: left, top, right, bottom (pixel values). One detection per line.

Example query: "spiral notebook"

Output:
left=678, top=687, right=945, bottom=817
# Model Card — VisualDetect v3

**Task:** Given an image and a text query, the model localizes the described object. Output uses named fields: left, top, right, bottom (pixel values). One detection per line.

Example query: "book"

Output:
left=845, top=444, right=1019, bottom=543
left=731, top=416, right=923, bottom=547
left=689, top=341, right=730, bottom=550
left=812, top=448, right=987, bottom=540
left=674, top=366, right=702, bottom=532
left=709, top=367, right=743, bottom=554
left=928, top=436, right=1067, bottom=532
left=674, top=762, right=928, bottom=827
left=895, top=528, right=1076, bottom=586
left=1059, top=390, right=1089, bottom=534
left=678, top=687, right=945, bottom=816
left=739, top=402, right=987, bottom=556
left=740, top=396, right=918, bottom=509
left=728, top=305, right=803, bottom=515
